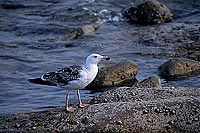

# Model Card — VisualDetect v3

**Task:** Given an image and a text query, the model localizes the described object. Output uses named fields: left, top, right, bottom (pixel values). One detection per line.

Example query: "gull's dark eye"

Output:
left=94, top=56, right=97, bottom=58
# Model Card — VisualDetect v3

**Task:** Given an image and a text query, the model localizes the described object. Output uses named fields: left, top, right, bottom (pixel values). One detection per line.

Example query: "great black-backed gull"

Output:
left=28, top=54, right=110, bottom=112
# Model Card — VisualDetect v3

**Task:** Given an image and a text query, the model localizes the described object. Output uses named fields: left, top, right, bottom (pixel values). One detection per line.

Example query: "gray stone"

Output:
left=187, top=51, right=200, bottom=61
left=158, top=58, right=200, bottom=80
left=122, top=0, right=173, bottom=24
left=66, top=23, right=101, bottom=40
left=0, top=87, right=199, bottom=132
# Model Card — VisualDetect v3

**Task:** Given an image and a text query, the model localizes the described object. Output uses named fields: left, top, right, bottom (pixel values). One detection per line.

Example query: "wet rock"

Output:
left=81, top=24, right=101, bottom=35
left=169, top=110, right=176, bottom=115
left=87, top=60, right=138, bottom=89
left=168, top=120, right=174, bottom=125
left=67, top=28, right=84, bottom=40
left=188, top=52, right=200, bottom=61
left=134, top=76, right=162, bottom=88
left=15, top=123, right=20, bottom=128
left=67, top=24, right=101, bottom=40
left=116, top=120, right=123, bottom=125
left=122, top=0, right=173, bottom=24
left=1, top=3, right=26, bottom=9
left=174, top=27, right=200, bottom=60
left=158, top=58, right=200, bottom=80
left=143, top=110, right=148, bottom=114
left=0, top=87, right=199, bottom=132
left=81, top=116, right=90, bottom=124
left=193, top=117, right=198, bottom=122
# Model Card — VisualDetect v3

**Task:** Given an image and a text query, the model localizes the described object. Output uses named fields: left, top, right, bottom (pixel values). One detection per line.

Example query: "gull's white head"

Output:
left=86, top=54, right=110, bottom=66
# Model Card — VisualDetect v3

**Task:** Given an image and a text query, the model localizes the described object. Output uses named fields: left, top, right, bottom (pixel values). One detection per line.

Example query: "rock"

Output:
left=122, top=0, right=173, bottom=24
left=116, top=120, right=123, bottom=125
left=87, top=60, right=138, bottom=90
left=81, top=116, right=90, bottom=124
left=176, top=28, right=200, bottom=61
left=67, top=24, right=101, bottom=40
left=134, top=76, right=162, bottom=88
left=1, top=3, right=26, bottom=9
left=15, top=123, right=20, bottom=128
left=187, top=51, right=200, bottom=61
left=91, top=86, right=200, bottom=104
left=67, top=28, right=84, bottom=40
left=0, top=87, right=199, bottom=132
left=158, top=58, right=200, bottom=80
left=143, top=110, right=148, bottom=114
left=81, top=24, right=101, bottom=35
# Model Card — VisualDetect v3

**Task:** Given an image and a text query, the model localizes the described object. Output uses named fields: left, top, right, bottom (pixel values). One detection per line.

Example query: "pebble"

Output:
left=4, top=125, right=8, bottom=129
left=68, top=120, right=79, bottom=125
left=143, top=110, right=148, bottom=114
left=168, top=120, right=174, bottom=125
left=155, top=108, right=164, bottom=113
left=155, top=108, right=160, bottom=113
left=159, top=109, right=164, bottom=113
left=193, top=117, right=198, bottom=121
left=104, top=98, right=108, bottom=102
left=186, top=121, right=192, bottom=125
left=170, top=110, right=176, bottom=115
left=165, top=125, right=171, bottom=129
left=147, top=118, right=152, bottom=123
left=165, top=109, right=169, bottom=113
left=15, top=123, right=20, bottom=128
left=160, top=130, right=167, bottom=133
left=137, top=98, right=143, bottom=101
left=14, top=116, right=19, bottom=120
left=81, top=116, right=90, bottom=124
left=162, top=106, right=168, bottom=109
left=116, top=120, right=123, bottom=125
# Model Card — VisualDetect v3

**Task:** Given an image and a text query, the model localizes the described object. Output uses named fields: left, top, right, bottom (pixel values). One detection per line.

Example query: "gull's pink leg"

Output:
left=77, top=89, right=90, bottom=108
left=66, top=91, right=77, bottom=112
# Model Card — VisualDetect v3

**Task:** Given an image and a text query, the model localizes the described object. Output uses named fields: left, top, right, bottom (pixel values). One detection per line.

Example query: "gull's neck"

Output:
left=86, top=62, right=98, bottom=71
left=85, top=62, right=98, bottom=82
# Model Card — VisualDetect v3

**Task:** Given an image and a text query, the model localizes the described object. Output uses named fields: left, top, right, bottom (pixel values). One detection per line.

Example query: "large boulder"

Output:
left=122, top=0, right=173, bottom=24
left=158, top=58, right=200, bottom=80
left=87, top=60, right=138, bottom=90
left=0, top=87, right=199, bottom=132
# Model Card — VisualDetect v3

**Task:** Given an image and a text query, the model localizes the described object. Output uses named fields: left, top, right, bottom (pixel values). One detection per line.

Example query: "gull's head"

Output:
left=86, top=54, right=110, bottom=65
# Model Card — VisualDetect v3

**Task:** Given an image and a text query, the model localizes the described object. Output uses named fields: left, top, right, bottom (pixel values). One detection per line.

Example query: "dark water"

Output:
left=0, top=0, right=199, bottom=116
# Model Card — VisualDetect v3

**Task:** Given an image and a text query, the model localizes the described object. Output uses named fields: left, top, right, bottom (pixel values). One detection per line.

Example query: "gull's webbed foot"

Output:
left=79, top=103, right=90, bottom=108
left=66, top=106, right=77, bottom=112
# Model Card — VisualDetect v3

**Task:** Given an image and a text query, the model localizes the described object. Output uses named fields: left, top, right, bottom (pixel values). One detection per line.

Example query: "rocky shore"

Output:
left=0, top=87, right=199, bottom=132
left=0, top=0, right=199, bottom=132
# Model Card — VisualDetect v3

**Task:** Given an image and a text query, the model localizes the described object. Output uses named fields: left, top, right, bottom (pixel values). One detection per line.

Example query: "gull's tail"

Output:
left=28, top=78, right=56, bottom=86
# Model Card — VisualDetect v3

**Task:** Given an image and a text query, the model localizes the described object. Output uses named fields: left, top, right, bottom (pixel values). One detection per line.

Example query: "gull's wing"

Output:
left=29, top=65, right=82, bottom=86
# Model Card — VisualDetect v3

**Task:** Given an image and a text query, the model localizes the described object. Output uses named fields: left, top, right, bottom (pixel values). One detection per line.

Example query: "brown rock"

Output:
left=135, top=76, right=162, bottom=88
left=122, top=0, right=173, bottom=24
left=87, top=60, right=138, bottom=89
left=67, top=24, right=101, bottom=40
left=158, top=58, right=200, bottom=80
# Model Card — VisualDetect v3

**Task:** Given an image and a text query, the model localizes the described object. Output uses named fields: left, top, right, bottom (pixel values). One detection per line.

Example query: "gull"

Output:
left=28, top=54, right=110, bottom=112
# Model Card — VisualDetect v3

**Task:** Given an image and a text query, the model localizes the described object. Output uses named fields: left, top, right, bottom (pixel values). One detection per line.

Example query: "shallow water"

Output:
left=0, top=0, right=199, bottom=116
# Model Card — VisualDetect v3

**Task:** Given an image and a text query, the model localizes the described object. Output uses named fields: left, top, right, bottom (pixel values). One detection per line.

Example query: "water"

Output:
left=0, top=0, right=199, bottom=116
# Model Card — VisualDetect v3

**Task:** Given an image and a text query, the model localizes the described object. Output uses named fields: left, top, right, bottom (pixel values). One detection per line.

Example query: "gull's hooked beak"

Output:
left=100, top=56, right=110, bottom=60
